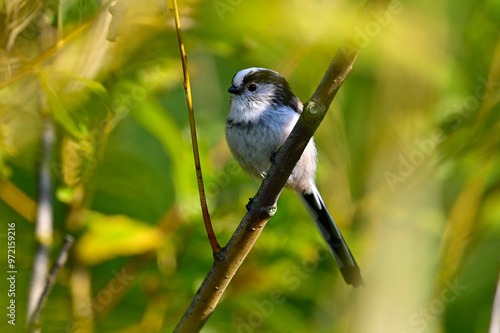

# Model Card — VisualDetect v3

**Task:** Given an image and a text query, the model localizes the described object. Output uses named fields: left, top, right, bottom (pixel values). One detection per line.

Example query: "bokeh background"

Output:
left=1, top=0, right=500, bottom=332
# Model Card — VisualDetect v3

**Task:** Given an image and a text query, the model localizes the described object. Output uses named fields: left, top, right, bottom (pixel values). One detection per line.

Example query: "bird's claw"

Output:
left=270, top=150, right=277, bottom=164
left=246, top=197, right=254, bottom=211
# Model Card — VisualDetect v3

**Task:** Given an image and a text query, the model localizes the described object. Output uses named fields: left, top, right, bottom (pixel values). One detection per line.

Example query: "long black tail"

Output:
left=298, top=188, right=363, bottom=287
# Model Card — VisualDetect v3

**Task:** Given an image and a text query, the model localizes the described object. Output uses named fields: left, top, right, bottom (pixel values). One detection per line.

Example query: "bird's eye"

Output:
left=247, top=83, right=257, bottom=91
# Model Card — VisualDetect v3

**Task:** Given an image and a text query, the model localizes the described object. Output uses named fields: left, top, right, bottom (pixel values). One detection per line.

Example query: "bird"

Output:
left=224, top=67, right=363, bottom=287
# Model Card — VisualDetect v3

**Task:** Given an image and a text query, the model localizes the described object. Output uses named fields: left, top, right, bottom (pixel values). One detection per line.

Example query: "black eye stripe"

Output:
left=240, top=69, right=301, bottom=113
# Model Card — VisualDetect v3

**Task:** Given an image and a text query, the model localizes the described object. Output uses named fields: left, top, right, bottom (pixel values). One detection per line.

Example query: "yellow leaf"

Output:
left=76, top=211, right=164, bottom=265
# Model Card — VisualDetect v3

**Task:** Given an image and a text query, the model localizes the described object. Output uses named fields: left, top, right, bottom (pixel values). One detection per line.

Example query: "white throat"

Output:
left=228, top=85, right=276, bottom=123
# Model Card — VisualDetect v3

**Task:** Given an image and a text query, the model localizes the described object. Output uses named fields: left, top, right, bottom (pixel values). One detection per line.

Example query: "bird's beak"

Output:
left=227, top=85, right=239, bottom=94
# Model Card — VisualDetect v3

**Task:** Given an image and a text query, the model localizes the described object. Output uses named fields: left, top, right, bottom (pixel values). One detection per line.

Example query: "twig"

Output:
left=172, top=0, right=393, bottom=332
left=171, top=0, right=221, bottom=254
left=28, top=235, right=74, bottom=332
left=490, top=266, right=500, bottom=333
left=27, top=114, right=55, bottom=330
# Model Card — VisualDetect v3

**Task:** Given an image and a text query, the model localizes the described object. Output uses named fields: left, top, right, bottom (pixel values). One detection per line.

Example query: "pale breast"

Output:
left=225, top=118, right=279, bottom=180
left=225, top=106, right=316, bottom=192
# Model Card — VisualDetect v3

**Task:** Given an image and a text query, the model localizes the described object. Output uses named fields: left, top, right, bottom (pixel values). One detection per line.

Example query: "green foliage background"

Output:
left=1, top=0, right=500, bottom=332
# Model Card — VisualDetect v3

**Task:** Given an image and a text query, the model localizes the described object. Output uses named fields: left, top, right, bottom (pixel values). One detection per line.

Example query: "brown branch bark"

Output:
left=173, top=1, right=393, bottom=332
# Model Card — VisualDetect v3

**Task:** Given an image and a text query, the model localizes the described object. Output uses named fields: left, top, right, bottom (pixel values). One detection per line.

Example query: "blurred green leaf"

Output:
left=55, top=185, right=76, bottom=203
left=131, top=98, right=197, bottom=203
left=63, top=72, right=109, bottom=101
left=39, top=70, right=85, bottom=138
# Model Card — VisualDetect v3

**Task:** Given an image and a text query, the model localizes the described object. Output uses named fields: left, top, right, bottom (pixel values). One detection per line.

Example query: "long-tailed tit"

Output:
left=225, top=68, right=363, bottom=287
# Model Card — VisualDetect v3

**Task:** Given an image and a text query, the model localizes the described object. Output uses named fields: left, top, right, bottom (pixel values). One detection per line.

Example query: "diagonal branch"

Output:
left=28, top=235, right=74, bottom=332
left=171, top=0, right=221, bottom=254
left=173, top=1, right=393, bottom=332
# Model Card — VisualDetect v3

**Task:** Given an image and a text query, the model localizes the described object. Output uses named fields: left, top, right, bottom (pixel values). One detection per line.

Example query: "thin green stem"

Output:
left=171, top=0, right=221, bottom=254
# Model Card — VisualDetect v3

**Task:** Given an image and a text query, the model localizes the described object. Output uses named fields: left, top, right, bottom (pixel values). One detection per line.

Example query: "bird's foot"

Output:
left=270, top=150, right=277, bottom=164
left=246, top=197, right=254, bottom=211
